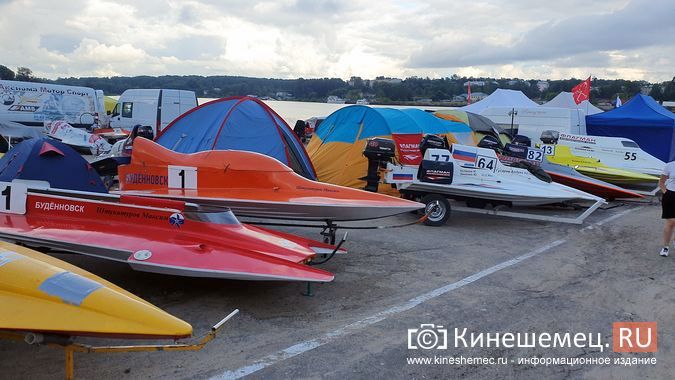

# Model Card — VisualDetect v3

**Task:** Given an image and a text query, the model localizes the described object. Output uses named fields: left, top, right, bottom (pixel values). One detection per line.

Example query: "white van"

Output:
left=109, top=89, right=197, bottom=135
left=0, top=80, right=105, bottom=128
left=480, top=106, right=587, bottom=141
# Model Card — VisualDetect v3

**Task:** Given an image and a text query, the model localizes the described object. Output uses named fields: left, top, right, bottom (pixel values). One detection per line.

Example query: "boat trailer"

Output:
left=0, top=309, right=239, bottom=380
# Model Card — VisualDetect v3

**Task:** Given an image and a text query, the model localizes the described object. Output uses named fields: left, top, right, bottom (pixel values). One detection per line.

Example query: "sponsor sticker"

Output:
left=169, top=212, right=185, bottom=228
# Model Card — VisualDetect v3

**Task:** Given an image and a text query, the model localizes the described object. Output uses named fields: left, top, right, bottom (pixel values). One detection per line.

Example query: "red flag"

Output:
left=467, top=80, right=472, bottom=104
left=392, top=133, right=423, bottom=165
left=571, top=76, right=591, bottom=104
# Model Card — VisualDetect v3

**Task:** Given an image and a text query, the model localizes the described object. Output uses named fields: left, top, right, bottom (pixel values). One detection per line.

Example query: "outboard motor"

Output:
left=121, top=125, right=154, bottom=155
left=503, top=143, right=528, bottom=159
left=293, top=120, right=306, bottom=141
left=419, top=134, right=449, bottom=157
left=540, top=130, right=560, bottom=144
left=135, top=125, right=154, bottom=141
left=477, top=135, right=502, bottom=152
left=418, top=158, right=454, bottom=184
left=91, top=125, right=156, bottom=182
left=362, top=137, right=396, bottom=192
left=511, top=134, right=532, bottom=147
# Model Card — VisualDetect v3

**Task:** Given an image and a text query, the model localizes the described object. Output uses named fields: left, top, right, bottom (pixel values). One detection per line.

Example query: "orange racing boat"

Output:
left=117, top=138, right=423, bottom=221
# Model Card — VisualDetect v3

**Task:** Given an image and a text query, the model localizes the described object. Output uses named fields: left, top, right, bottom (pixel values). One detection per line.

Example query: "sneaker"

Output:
left=660, top=247, right=669, bottom=257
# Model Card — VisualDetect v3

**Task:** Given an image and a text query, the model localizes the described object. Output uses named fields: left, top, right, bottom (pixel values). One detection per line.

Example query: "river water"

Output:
left=198, top=98, right=456, bottom=126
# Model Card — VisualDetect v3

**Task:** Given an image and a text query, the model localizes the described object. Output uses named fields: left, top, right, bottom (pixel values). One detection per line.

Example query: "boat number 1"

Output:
left=168, top=166, right=198, bottom=189
left=624, top=152, right=637, bottom=161
left=0, top=182, right=27, bottom=215
left=1, top=186, right=9, bottom=210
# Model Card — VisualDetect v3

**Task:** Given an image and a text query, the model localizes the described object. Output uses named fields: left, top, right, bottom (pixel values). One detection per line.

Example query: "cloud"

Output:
left=0, top=0, right=673, bottom=82
left=39, top=34, right=81, bottom=54
left=408, top=0, right=675, bottom=80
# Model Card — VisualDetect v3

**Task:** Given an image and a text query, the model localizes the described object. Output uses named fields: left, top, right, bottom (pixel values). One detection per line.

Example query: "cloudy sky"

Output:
left=0, top=0, right=673, bottom=82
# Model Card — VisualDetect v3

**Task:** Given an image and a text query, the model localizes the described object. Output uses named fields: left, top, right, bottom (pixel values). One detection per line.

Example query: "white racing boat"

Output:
left=381, top=140, right=604, bottom=225
left=44, top=120, right=112, bottom=155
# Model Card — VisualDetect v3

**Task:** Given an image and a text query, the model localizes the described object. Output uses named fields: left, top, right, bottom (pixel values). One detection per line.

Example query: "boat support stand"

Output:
left=320, top=221, right=339, bottom=244
left=304, top=233, right=349, bottom=296
left=0, top=309, right=239, bottom=380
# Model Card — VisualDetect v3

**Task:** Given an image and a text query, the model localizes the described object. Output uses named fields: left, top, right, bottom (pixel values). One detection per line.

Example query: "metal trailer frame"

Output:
left=402, top=188, right=607, bottom=225
left=448, top=199, right=606, bottom=225
left=0, top=310, right=239, bottom=380
left=634, top=186, right=659, bottom=197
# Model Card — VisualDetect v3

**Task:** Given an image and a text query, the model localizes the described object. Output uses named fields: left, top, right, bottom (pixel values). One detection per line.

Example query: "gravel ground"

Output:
left=0, top=200, right=672, bottom=379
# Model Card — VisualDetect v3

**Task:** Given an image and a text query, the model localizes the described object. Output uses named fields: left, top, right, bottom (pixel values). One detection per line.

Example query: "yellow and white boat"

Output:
left=0, top=241, right=192, bottom=339
left=543, top=145, right=659, bottom=191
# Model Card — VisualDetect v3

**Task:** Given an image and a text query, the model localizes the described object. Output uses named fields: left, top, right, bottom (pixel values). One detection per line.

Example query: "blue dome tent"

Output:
left=0, top=138, right=107, bottom=193
left=156, top=96, right=316, bottom=179
left=586, top=94, right=675, bottom=162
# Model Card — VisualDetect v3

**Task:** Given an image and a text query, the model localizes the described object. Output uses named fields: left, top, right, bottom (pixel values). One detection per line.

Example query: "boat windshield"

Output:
left=185, top=210, right=241, bottom=225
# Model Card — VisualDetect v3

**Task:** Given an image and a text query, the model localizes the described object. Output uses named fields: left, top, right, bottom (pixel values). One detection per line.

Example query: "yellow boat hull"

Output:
left=544, top=145, right=658, bottom=187
left=0, top=242, right=192, bottom=339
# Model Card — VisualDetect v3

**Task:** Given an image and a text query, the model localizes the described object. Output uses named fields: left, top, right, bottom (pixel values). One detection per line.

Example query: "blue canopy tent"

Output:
left=155, top=96, right=316, bottom=180
left=586, top=94, right=675, bottom=162
left=0, top=137, right=107, bottom=193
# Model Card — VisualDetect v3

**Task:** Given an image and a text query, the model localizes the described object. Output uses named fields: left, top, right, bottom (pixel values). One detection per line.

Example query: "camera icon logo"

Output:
left=408, top=324, right=448, bottom=349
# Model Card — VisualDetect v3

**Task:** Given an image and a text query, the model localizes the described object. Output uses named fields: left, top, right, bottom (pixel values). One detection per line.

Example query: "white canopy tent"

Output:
left=462, top=89, right=538, bottom=113
left=542, top=92, right=603, bottom=115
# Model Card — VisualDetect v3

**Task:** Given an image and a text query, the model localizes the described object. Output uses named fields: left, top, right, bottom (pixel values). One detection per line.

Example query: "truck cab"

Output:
left=110, top=89, right=197, bottom=135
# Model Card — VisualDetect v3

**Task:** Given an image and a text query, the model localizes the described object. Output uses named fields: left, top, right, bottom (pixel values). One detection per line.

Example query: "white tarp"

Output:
left=0, top=120, right=43, bottom=139
left=462, top=89, right=538, bottom=114
left=542, top=92, right=603, bottom=115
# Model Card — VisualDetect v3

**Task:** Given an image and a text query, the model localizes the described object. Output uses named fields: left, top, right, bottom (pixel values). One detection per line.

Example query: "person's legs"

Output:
left=663, top=219, right=675, bottom=247
left=661, top=191, right=675, bottom=256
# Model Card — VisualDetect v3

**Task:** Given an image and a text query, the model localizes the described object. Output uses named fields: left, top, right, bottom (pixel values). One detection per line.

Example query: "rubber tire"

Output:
left=421, top=194, right=450, bottom=226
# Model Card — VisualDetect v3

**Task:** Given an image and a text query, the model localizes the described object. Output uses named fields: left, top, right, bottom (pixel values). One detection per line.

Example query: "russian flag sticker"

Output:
left=452, top=149, right=477, bottom=162
left=393, top=173, right=414, bottom=180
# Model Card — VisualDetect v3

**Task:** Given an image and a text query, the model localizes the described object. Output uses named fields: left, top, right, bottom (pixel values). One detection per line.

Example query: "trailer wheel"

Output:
left=421, top=194, right=450, bottom=226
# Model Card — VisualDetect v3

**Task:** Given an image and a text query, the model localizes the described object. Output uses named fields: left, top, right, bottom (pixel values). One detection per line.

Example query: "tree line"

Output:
left=1, top=64, right=674, bottom=104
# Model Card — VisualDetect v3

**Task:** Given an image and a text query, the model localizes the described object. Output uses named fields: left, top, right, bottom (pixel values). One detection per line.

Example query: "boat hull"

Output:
left=0, top=241, right=192, bottom=339
left=0, top=187, right=336, bottom=283
left=573, top=166, right=658, bottom=191
left=544, top=145, right=659, bottom=191
left=551, top=133, right=665, bottom=177
left=117, top=190, right=420, bottom=221
left=497, top=156, right=644, bottom=200
left=386, top=145, right=602, bottom=207
left=117, top=138, right=423, bottom=221
left=397, top=180, right=595, bottom=206
left=541, top=162, right=643, bottom=200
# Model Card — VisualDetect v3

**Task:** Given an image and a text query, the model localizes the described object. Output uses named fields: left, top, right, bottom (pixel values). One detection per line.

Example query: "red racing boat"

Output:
left=0, top=181, right=337, bottom=282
